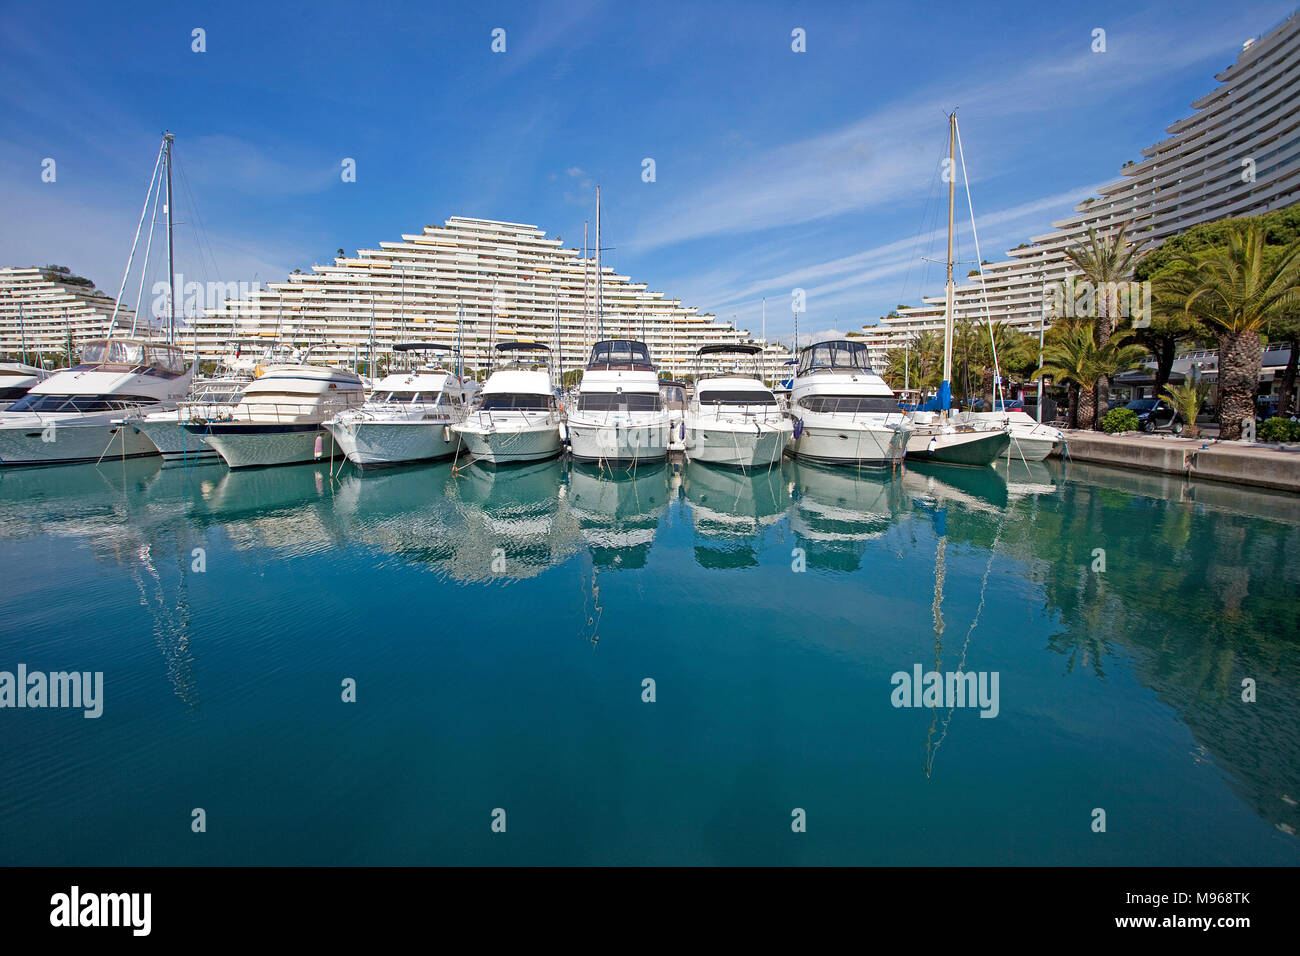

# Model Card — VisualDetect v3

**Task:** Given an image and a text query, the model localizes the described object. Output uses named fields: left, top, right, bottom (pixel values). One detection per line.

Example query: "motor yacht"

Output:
left=0, top=362, right=50, bottom=410
left=785, top=339, right=910, bottom=467
left=0, top=338, right=193, bottom=466
left=564, top=339, right=670, bottom=465
left=683, top=344, right=791, bottom=468
left=186, top=356, right=365, bottom=468
left=326, top=344, right=480, bottom=467
left=452, top=342, right=563, bottom=465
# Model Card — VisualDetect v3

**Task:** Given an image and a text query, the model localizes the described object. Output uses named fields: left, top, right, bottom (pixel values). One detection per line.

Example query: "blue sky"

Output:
left=0, top=0, right=1293, bottom=341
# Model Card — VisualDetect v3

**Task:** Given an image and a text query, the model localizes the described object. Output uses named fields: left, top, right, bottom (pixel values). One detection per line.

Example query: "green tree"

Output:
left=1177, top=224, right=1300, bottom=440
left=1062, top=223, right=1147, bottom=427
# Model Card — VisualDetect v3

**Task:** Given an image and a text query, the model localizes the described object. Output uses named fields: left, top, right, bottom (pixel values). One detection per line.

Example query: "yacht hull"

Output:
left=194, top=423, right=339, bottom=469
left=906, top=429, right=1011, bottom=466
left=454, top=423, right=562, bottom=464
left=1005, top=434, right=1056, bottom=462
left=0, top=416, right=160, bottom=466
left=685, top=420, right=790, bottom=468
left=567, top=419, right=670, bottom=464
left=786, top=422, right=907, bottom=468
left=136, top=417, right=222, bottom=462
left=327, top=419, right=461, bottom=467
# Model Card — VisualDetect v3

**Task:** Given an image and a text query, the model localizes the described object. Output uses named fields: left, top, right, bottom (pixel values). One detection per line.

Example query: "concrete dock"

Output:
left=1051, top=430, right=1300, bottom=493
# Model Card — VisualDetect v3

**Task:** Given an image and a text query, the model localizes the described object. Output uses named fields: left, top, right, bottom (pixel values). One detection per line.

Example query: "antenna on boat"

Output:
left=939, top=109, right=956, bottom=422
left=164, top=131, right=177, bottom=346
left=595, top=186, right=603, bottom=340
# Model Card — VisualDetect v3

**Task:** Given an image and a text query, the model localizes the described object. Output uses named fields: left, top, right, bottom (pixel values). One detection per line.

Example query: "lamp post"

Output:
left=10, top=290, right=28, bottom=366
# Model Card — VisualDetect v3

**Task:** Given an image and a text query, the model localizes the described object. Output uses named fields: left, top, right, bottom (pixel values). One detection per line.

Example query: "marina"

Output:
left=1, top=0, right=1298, bottom=896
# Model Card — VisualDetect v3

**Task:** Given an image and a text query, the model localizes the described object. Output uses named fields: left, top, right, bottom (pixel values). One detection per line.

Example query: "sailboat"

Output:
left=905, top=112, right=1010, bottom=467
left=0, top=132, right=194, bottom=466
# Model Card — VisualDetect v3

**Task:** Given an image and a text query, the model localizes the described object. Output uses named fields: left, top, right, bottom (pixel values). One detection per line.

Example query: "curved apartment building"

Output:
left=864, top=12, right=1300, bottom=367
left=189, top=216, right=783, bottom=378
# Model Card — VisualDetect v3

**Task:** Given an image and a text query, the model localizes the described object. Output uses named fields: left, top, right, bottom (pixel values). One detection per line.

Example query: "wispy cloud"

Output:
left=631, top=18, right=1243, bottom=251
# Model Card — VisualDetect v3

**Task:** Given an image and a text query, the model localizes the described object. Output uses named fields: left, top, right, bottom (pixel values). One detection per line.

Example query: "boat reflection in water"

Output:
left=446, top=458, right=580, bottom=581
left=901, top=459, right=1010, bottom=514
left=0, top=458, right=203, bottom=710
left=565, top=460, right=670, bottom=571
left=788, top=459, right=908, bottom=571
left=683, top=460, right=792, bottom=569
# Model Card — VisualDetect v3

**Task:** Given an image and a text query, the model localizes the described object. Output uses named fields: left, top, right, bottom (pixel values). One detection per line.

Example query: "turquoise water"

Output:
left=0, top=454, right=1296, bottom=866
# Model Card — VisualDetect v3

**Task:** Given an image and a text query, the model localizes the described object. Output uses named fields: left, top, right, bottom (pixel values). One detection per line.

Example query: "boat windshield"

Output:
left=697, top=389, right=777, bottom=406
left=797, top=340, right=873, bottom=375
left=77, top=340, right=188, bottom=372
left=576, top=392, right=663, bottom=412
left=374, top=390, right=438, bottom=404
left=7, top=393, right=160, bottom=413
left=480, top=393, right=550, bottom=410
left=586, top=340, right=655, bottom=370
left=796, top=395, right=899, bottom=414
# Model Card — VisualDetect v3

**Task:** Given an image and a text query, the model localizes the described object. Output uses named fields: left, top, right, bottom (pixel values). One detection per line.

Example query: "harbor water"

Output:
left=0, top=455, right=1296, bottom=865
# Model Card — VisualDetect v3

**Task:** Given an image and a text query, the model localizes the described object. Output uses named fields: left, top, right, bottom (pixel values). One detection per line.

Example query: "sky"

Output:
left=0, top=0, right=1294, bottom=343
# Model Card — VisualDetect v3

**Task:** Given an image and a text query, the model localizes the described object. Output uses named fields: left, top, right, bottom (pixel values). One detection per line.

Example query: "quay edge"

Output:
left=1050, top=430, right=1300, bottom=494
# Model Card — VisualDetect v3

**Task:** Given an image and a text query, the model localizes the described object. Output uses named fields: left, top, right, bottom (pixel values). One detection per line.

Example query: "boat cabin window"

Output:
left=796, top=395, right=898, bottom=414
left=480, top=393, right=551, bottom=410
left=77, top=340, right=187, bottom=372
left=586, top=340, right=655, bottom=370
left=576, top=392, right=663, bottom=412
left=797, top=340, right=874, bottom=376
left=375, top=390, right=437, bottom=404
left=7, top=393, right=159, bottom=413
left=697, top=389, right=777, bottom=406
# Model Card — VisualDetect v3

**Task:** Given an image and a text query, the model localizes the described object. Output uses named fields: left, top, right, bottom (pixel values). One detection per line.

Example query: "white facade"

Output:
left=188, top=216, right=787, bottom=378
left=864, top=12, right=1300, bottom=367
left=0, top=266, right=136, bottom=360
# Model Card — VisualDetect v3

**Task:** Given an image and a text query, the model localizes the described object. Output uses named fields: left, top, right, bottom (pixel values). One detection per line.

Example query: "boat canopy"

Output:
left=586, top=339, right=655, bottom=371
left=394, top=342, right=458, bottom=353
left=77, top=338, right=188, bottom=374
left=695, top=343, right=762, bottom=356
left=797, top=339, right=873, bottom=376
left=496, top=341, right=550, bottom=352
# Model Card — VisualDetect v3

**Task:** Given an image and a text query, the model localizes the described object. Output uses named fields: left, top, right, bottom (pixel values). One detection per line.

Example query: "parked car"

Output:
left=1126, top=398, right=1183, bottom=434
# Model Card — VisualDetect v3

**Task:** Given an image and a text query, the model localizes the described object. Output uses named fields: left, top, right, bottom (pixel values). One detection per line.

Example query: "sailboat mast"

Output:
left=595, top=186, right=603, bottom=340
left=164, top=131, right=177, bottom=346
left=942, top=111, right=955, bottom=415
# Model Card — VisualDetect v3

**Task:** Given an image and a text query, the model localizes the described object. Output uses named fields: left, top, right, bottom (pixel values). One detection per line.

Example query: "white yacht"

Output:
left=684, top=344, right=791, bottom=468
left=565, top=339, right=671, bottom=465
left=0, top=362, right=49, bottom=410
left=326, top=344, right=480, bottom=468
left=187, top=358, right=365, bottom=468
left=785, top=339, right=910, bottom=467
left=452, top=342, right=563, bottom=464
left=961, top=407, right=1062, bottom=462
left=132, top=341, right=306, bottom=462
left=0, top=338, right=193, bottom=466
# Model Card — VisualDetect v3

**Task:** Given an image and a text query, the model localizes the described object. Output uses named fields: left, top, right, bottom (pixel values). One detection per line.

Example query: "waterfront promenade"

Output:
left=1050, top=430, right=1300, bottom=493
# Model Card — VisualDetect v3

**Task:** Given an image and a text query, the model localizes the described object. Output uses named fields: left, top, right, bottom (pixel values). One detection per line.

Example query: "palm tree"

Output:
left=1063, top=223, right=1147, bottom=426
left=1036, top=322, right=1146, bottom=429
left=1161, top=379, right=1211, bottom=439
left=1036, top=321, right=1094, bottom=428
left=1178, top=224, right=1300, bottom=440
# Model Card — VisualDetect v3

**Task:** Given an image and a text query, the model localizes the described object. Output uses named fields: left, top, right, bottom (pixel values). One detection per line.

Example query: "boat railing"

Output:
left=191, top=395, right=361, bottom=425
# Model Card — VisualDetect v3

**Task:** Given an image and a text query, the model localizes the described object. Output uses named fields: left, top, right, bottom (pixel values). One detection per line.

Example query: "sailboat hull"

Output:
left=906, top=429, right=1010, bottom=466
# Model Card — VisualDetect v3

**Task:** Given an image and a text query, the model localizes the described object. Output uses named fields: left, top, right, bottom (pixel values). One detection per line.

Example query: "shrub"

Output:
left=1101, top=407, right=1140, bottom=434
left=1258, top=417, right=1300, bottom=443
